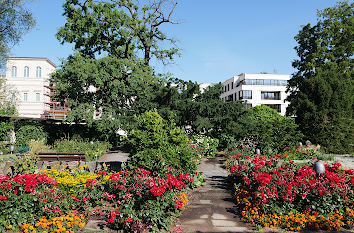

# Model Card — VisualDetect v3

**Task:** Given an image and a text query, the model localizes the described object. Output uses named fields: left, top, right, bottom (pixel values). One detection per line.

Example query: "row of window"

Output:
left=18, top=92, right=41, bottom=102
left=223, top=91, right=281, bottom=101
left=223, top=81, right=234, bottom=92
left=11, top=66, right=42, bottom=78
left=235, top=79, right=288, bottom=87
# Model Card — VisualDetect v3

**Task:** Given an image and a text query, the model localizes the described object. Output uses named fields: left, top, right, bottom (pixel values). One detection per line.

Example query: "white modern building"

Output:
left=220, top=73, right=290, bottom=115
left=4, top=57, right=67, bottom=119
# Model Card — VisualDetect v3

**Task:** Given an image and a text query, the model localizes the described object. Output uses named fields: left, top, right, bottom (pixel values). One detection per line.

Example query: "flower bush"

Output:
left=94, top=167, right=195, bottom=232
left=38, top=163, right=100, bottom=193
left=280, top=145, right=334, bottom=161
left=18, top=213, right=86, bottom=233
left=190, top=135, right=219, bottom=158
left=226, top=153, right=354, bottom=231
left=0, top=163, right=197, bottom=232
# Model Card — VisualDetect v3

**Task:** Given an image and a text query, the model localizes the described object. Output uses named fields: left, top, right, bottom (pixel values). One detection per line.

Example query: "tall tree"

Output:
left=53, top=0, right=181, bottom=144
left=0, top=76, right=17, bottom=115
left=0, top=0, right=36, bottom=66
left=57, top=0, right=179, bottom=65
left=287, top=1, right=353, bottom=153
left=51, top=55, right=161, bottom=141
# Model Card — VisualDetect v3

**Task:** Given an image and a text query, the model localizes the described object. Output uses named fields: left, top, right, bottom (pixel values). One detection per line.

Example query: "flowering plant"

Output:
left=190, top=135, right=219, bottom=158
left=226, top=153, right=354, bottom=231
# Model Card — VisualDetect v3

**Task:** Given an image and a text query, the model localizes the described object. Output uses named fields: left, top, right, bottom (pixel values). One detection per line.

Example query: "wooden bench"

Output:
left=36, top=152, right=86, bottom=162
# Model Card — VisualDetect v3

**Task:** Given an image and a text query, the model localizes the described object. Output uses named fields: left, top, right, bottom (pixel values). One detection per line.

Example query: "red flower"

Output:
left=124, top=217, right=133, bottom=226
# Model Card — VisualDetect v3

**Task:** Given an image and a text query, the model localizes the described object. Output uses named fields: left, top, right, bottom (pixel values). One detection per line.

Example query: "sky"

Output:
left=9, top=0, right=339, bottom=83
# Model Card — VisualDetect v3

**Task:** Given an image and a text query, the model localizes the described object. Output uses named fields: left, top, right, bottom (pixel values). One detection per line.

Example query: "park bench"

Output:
left=36, top=152, right=87, bottom=162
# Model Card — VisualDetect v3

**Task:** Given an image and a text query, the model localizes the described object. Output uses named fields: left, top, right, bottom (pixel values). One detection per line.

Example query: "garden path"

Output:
left=176, top=155, right=250, bottom=233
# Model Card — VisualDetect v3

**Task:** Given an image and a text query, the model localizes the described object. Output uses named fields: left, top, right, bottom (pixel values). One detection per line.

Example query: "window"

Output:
left=11, top=94, right=16, bottom=102
left=227, top=84, right=229, bottom=91
left=224, top=86, right=227, bottom=92
left=24, top=93, right=28, bottom=101
left=239, top=90, right=252, bottom=99
left=36, top=93, right=40, bottom=102
left=231, top=82, right=233, bottom=89
left=36, top=66, right=42, bottom=78
left=11, top=66, right=17, bottom=77
left=227, top=94, right=233, bottom=101
left=261, top=91, right=281, bottom=100
left=265, top=104, right=281, bottom=113
left=234, top=93, right=237, bottom=100
left=264, top=79, right=271, bottom=85
left=24, top=66, right=29, bottom=77
left=244, top=79, right=287, bottom=86
left=256, top=79, right=264, bottom=85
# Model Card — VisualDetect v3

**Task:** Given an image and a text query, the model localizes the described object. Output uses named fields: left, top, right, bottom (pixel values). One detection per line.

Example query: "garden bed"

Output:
left=225, top=153, right=354, bottom=232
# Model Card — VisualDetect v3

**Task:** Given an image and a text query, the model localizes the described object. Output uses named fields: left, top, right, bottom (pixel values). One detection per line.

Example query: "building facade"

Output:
left=4, top=57, right=67, bottom=119
left=220, top=73, right=290, bottom=115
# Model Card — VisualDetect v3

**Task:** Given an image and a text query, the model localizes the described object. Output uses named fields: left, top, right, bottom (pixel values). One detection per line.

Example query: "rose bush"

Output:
left=226, top=153, right=354, bottom=231
left=0, top=164, right=197, bottom=232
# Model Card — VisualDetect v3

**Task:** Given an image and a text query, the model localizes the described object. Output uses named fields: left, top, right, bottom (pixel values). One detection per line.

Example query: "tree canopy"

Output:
left=287, top=1, right=353, bottom=153
left=0, top=0, right=35, bottom=66
left=57, top=0, right=179, bottom=65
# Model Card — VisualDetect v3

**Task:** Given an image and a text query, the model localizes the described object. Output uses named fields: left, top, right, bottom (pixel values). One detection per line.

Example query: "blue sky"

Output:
left=10, top=0, right=338, bottom=83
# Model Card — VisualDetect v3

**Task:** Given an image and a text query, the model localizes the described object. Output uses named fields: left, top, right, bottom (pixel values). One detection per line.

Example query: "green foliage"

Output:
left=287, top=1, right=353, bottom=153
left=15, top=125, right=48, bottom=148
left=53, top=139, right=111, bottom=161
left=124, top=110, right=197, bottom=173
left=51, top=55, right=161, bottom=138
left=0, top=121, right=13, bottom=141
left=239, top=105, right=303, bottom=154
left=190, top=135, right=219, bottom=158
left=194, top=84, right=246, bottom=148
left=27, top=140, right=50, bottom=155
left=12, top=154, right=38, bottom=176
left=0, top=78, right=17, bottom=115
left=57, top=0, right=179, bottom=65
left=0, top=0, right=36, bottom=66
left=280, top=146, right=334, bottom=161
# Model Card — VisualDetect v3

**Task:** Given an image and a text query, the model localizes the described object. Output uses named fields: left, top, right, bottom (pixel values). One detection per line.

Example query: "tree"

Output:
left=239, top=105, right=303, bottom=154
left=194, top=84, right=246, bottom=143
left=287, top=1, right=353, bottom=153
left=53, top=0, right=181, bottom=145
left=0, top=77, right=17, bottom=115
left=51, top=55, right=161, bottom=142
left=0, top=0, right=36, bottom=66
left=57, top=0, right=179, bottom=65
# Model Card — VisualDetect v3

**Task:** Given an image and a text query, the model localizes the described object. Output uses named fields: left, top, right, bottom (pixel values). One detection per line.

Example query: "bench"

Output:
left=36, top=152, right=86, bottom=162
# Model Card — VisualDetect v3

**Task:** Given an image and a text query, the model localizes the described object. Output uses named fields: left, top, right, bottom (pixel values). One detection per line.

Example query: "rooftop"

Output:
left=7, top=57, right=57, bottom=68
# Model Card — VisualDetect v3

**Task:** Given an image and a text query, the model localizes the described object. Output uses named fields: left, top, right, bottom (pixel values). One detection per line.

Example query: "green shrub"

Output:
left=281, top=146, right=334, bottom=161
left=53, top=139, right=110, bottom=161
left=238, top=105, right=303, bottom=154
left=0, top=121, right=13, bottom=141
left=15, top=125, right=48, bottom=149
left=124, top=110, right=198, bottom=173
left=12, top=154, right=39, bottom=176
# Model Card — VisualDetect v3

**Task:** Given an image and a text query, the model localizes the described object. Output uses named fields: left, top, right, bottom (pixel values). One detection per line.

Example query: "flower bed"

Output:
left=226, top=153, right=354, bottom=231
left=0, top=165, right=197, bottom=232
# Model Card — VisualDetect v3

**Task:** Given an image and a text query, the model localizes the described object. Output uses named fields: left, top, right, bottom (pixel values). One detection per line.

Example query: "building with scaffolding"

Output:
left=4, top=57, right=68, bottom=120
